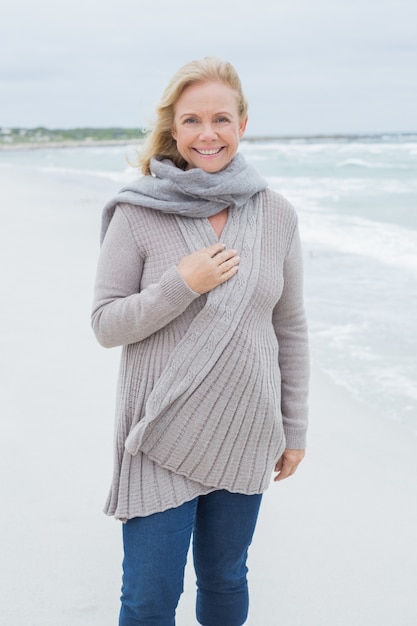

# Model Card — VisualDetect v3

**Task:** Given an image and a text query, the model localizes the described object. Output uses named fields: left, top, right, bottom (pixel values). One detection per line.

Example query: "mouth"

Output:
left=193, top=147, right=224, bottom=155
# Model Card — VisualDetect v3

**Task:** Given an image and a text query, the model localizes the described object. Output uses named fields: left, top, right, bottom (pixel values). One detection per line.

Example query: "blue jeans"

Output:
left=119, top=490, right=262, bottom=626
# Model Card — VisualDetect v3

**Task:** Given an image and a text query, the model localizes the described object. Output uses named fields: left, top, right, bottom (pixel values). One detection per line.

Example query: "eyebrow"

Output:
left=178, top=111, right=233, bottom=119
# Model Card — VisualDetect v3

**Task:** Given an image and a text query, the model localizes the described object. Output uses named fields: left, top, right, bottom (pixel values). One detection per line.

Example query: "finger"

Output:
left=274, top=459, right=283, bottom=472
left=205, top=242, right=226, bottom=257
left=274, top=459, right=300, bottom=482
left=274, top=464, right=292, bottom=482
left=219, top=255, right=240, bottom=274
left=214, top=249, right=239, bottom=265
left=218, top=265, right=239, bottom=283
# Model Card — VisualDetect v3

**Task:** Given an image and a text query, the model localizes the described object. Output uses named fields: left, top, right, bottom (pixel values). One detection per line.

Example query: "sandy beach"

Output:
left=1, top=163, right=417, bottom=626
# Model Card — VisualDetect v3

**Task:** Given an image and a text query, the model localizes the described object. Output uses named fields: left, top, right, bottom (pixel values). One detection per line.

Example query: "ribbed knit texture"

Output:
left=92, top=189, right=309, bottom=520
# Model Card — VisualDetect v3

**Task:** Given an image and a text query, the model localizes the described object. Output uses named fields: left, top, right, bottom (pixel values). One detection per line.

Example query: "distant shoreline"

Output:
left=0, top=139, right=144, bottom=151
left=1, top=132, right=416, bottom=152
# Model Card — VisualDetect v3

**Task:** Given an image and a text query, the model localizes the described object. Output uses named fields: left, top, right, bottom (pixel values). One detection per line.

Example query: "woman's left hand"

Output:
left=273, top=449, right=305, bottom=482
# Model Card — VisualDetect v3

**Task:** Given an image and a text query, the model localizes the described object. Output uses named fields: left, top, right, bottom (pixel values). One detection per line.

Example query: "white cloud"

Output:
left=1, top=0, right=416, bottom=134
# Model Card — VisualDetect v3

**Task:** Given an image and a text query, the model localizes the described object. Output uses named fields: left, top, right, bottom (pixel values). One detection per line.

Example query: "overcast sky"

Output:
left=1, top=0, right=416, bottom=136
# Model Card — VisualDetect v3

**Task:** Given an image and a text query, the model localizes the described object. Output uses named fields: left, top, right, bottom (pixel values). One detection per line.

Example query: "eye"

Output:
left=183, top=117, right=198, bottom=124
left=215, top=116, right=230, bottom=123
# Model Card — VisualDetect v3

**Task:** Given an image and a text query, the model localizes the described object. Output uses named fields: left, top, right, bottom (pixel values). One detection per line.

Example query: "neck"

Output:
left=208, top=208, right=229, bottom=238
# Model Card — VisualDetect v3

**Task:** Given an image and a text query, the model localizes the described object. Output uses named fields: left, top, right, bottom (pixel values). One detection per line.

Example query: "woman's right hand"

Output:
left=177, top=243, right=240, bottom=294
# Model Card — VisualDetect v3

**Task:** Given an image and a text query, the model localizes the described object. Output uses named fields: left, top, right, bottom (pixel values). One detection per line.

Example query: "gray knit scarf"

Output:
left=102, top=153, right=269, bottom=476
left=101, top=152, right=267, bottom=243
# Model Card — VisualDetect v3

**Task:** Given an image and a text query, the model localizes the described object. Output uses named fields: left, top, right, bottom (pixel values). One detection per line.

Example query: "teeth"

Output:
left=196, top=148, right=222, bottom=155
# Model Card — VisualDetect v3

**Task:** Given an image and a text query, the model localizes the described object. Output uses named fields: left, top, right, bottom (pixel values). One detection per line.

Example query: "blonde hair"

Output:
left=138, top=57, right=248, bottom=175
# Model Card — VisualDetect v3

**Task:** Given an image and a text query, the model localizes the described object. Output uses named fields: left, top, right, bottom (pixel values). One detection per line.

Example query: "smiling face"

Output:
left=172, top=80, right=248, bottom=173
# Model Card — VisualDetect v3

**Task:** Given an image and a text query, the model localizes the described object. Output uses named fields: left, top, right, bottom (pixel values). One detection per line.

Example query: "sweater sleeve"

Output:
left=91, top=206, right=200, bottom=348
left=272, top=221, right=310, bottom=449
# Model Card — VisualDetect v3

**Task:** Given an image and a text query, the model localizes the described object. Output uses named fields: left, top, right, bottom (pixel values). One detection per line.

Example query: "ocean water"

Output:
left=1, top=135, right=416, bottom=434
left=240, top=136, right=417, bottom=435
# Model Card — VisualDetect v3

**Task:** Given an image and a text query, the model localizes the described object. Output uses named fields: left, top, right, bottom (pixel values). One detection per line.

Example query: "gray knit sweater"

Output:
left=91, top=188, right=309, bottom=520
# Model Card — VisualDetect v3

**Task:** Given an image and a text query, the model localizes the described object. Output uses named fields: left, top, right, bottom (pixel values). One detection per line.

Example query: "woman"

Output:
left=92, top=56, right=309, bottom=626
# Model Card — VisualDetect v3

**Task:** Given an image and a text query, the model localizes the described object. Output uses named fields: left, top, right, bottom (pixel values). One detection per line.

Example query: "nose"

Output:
left=199, top=123, right=218, bottom=141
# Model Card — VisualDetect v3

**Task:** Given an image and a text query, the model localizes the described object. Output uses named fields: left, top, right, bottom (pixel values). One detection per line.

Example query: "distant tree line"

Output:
left=0, top=127, right=147, bottom=146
